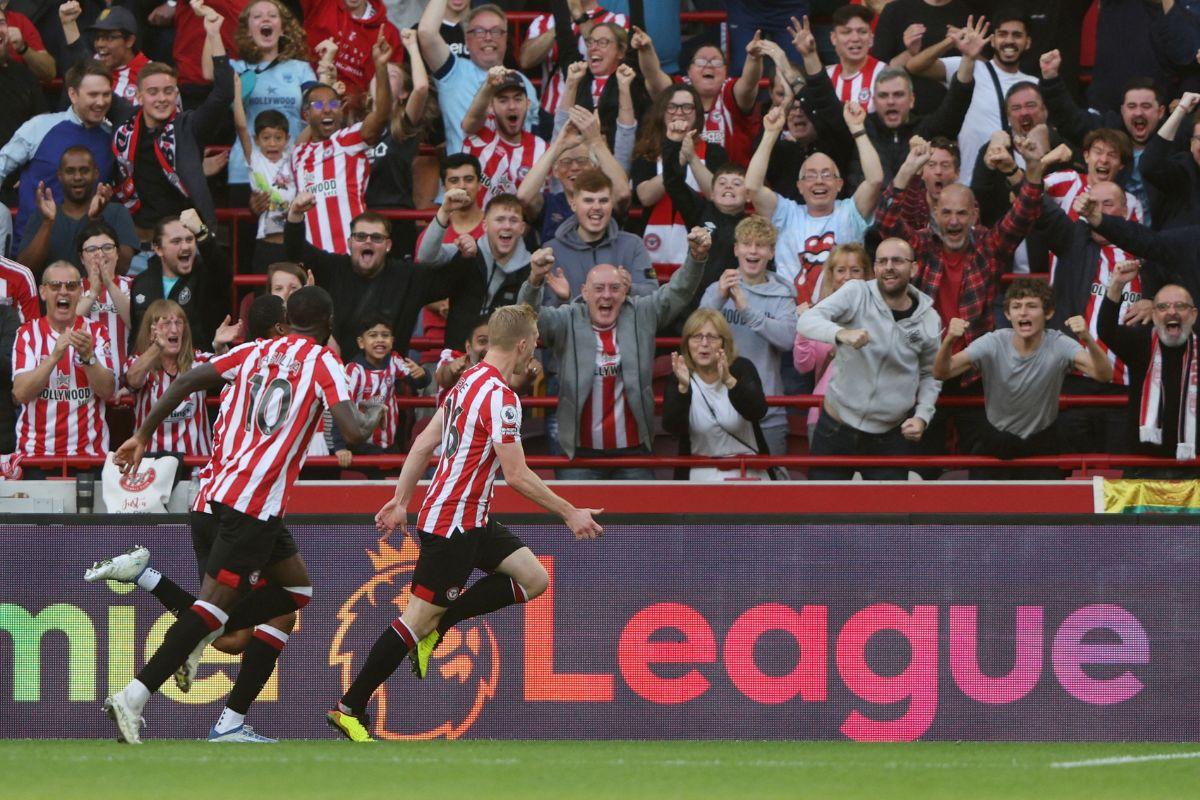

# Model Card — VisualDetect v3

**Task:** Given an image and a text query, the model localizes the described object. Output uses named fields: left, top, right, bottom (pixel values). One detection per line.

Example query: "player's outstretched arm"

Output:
left=329, top=399, right=386, bottom=447
left=376, top=406, right=444, bottom=535
left=113, top=363, right=225, bottom=474
left=495, top=440, right=603, bottom=539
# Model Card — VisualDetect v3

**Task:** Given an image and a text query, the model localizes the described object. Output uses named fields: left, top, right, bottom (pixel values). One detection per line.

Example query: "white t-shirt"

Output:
left=687, top=376, right=767, bottom=482
left=249, top=147, right=296, bottom=239
left=939, top=57, right=1035, bottom=186
left=770, top=197, right=869, bottom=296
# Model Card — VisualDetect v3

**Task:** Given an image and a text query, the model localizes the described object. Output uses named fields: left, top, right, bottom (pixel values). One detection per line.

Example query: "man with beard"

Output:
left=1140, top=90, right=1200, bottom=230
left=777, top=14, right=975, bottom=187
left=110, top=8, right=234, bottom=239
left=130, top=210, right=230, bottom=351
left=17, top=147, right=137, bottom=275
left=906, top=8, right=1036, bottom=183
left=59, top=4, right=147, bottom=103
left=284, top=192, right=457, bottom=359
left=1098, top=259, right=1200, bottom=477
left=419, top=0, right=538, bottom=156
left=0, top=59, right=113, bottom=241
left=795, top=237, right=943, bottom=480
left=461, top=69, right=548, bottom=205
left=1039, top=48, right=1166, bottom=227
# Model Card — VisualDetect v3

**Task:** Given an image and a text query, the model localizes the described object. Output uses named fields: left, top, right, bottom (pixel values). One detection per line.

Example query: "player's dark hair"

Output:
left=1083, top=128, right=1133, bottom=168
left=65, top=59, right=112, bottom=92
left=247, top=294, right=286, bottom=340
left=832, top=4, right=874, bottom=27
left=255, top=109, right=289, bottom=137
left=1004, top=81, right=1041, bottom=104
left=1122, top=77, right=1165, bottom=108
left=990, top=7, right=1030, bottom=33
left=440, top=152, right=482, bottom=181
left=712, top=162, right=746, bottom=182
left=301, top=82, right=338, bottom=107
left=1004, top=277, right=1054, bottom=314
left=285, top=286, right=334, bottom=330
left=357, top=312, right=394, bottom=337
left=59, top=145, right=97, bottom=168
left=75, top=220, right=120, bottom=254
left=137, top=62, right=178, bottom=87
left=485, top=192, right=524, bottom=217
left=350, top=211, right=392, bottom=237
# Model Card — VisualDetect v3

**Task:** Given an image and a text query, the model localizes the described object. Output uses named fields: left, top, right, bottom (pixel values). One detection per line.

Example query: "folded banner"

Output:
left=1102, top=479, right=1200, bottom=514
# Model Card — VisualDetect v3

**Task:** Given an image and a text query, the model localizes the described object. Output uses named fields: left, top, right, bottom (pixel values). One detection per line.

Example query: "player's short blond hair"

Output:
left=734, top=214, right=777, bottom=248
left=487, top=304, right=538, bottom=350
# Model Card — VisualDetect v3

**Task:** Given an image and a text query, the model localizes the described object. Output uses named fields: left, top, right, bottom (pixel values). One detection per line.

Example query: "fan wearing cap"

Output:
left=460, top=67, right=549, bottom=206
left=60, top=3, right=148, bottom=102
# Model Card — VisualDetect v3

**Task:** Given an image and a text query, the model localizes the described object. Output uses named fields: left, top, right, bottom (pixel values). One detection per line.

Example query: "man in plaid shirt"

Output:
left=876, top=134, right=1061, bottom=460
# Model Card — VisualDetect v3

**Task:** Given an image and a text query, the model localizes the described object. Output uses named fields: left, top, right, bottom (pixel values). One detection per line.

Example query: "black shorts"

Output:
left=410, top=520, right=526, bottom=607
left=190, top=502, right=298, bottom=590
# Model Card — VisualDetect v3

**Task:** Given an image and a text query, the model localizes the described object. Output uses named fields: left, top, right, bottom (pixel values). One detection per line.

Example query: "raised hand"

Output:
left=671, top=350, right=690, bottom=391
left=902, top=23, right=926, bottom=56
left=666, top=116, right=690, bottom=142
left=546, top=267, right=570, bottom=300
left=288, top=191, right=316, bottom=221
left=1111, top=259, right=1141, bottom=287
left=1041, top=142, right=1074, bottom=168
left=1181, top=92, right=1200, bottom=114
left=984, top=137, right=1017, bottom=174
left=679, top=129, right=697, bottom=164
left=903, top=135, right=932, bottom=173
left=372, top=30, right=393, bottom=65
left=788, top=15, right=816, bottom=57
left=179, top=208, right=205, bottom=234
left=87, top=183, right=113, bottom=219
left=945, top=317, right=968, bottom=340
left=213, top=314, right=238, bottom=350
left=567, top=105, right=602, bottom=143
left=566, top=60, right=588, bottom=85
left=687, top=226, right=712, bottom=261
left=1072, top=190, right=1101, bottom=227
left=487, top=65, right=510, bottom=88
left=762, top=104, right=785, bottom=134
left=745, top=29, right=764, bottom=58
left=954, top=15, right=990, bottom=59
left=68, top=328, right=95, bottom=362
left=315, top=38, right=338, bottom=63
left=35, top=182, right=57, bottom=221
left=716, top=268, right=739, bottom=301
left=836, top=328, right=870, bottom=349
left=1065, top=315, right=1090, bottom=340
left=454, top=233, right=478, bottom=258
left=442, top=187, right=474, bottom=214
left=716, top=348, right=735, bottom=387
left=615, top=63, right=636, bottom=89
left=1039, top=49, right=1061, bottom=80
left=529, top=246, right=555, bottom=283
left=843, top=100, right=867, bottom=131
left=59, top=1, right=82, bottom=26
left=203, top=148, right=229, bottom=177
left=399, top=27, right=418, bottom=51
left=629, top=25, right=651, bottom=52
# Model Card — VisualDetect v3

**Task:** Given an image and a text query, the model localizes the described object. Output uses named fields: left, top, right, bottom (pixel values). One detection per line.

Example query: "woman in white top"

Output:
left=663, top=308, right=771, bottom=481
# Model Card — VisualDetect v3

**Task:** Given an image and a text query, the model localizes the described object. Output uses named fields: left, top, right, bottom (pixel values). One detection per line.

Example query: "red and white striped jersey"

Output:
left=417, top=361, right=520, bottom=537
left=1045, top=171, right=1144, bottom=226
left=643, top=139, right=707, bottom=271
left=0, top=256, right=40, bottom=323
left=346, top=354, right=417, bottom=449
left=194, top=335, right=351, bottom=520
left=112, top=52, right=149, bottom=102
left=12, top=317, right=113, bottom=456
left=578, top=326, right=639, bottom=450
left=124, top=350, right=213, bottom=456
left=413, top=217, right=486, bottom=259
left=81, top=275, right=133, bottom=378
left=527, top=8, right=629, bottom=116
left=463, top=128, right=548, bottom=206
left=292, top=123, right=370, bottom=255
left=679, top=77, right=757, bottom=166
left=826, top=56, right=884, bottom=113
left=1078, top=244, right=1140, bottom=386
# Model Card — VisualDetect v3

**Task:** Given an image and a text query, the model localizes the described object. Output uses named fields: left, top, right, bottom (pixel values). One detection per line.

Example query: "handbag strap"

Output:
left=983, top=61, right=1011, bottom=135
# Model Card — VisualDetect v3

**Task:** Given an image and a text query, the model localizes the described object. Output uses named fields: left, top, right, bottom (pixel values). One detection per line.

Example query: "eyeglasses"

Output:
left=43, top=280, right=82, bottom=291
left=875, top=256, right=914, bottom=267
left=692, top=57, right=725, bottom=68
left=689, top=333, right=723, bottom=343
left=350, top=232, right=388, bottom=244
left=466, top=27, right=506, bottom=39
left=556, top=156, right=591, bottom=168
left=1154, top=302, right=1196, bottom=312
left=81, top=243, right=117, bottom=255
left=667, top=102, right=696, bottom=114
left=801, top=170, right=840, bottom=181
left=585, top=36, right=617, bottom=48
left=308, top=99, right=341, bottom=112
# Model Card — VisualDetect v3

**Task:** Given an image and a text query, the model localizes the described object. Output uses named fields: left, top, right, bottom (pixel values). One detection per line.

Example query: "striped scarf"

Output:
left=1139, top=330, right=1198, bottom=460
left=113, top=112, right=187, bottom=214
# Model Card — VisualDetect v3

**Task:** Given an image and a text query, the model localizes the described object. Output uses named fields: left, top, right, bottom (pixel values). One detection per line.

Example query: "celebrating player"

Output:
left=100, top=287, right=383, bottom=744
left=327, top=303, right=603, bottom=742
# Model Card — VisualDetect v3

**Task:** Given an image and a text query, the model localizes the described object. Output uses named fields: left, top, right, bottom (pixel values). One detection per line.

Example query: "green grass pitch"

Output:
left=2, top=740, right=1199, bottom=799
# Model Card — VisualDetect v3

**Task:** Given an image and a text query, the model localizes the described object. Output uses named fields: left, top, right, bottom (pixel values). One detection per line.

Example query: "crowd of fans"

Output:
left=2, top=0, right=1200, bottom=482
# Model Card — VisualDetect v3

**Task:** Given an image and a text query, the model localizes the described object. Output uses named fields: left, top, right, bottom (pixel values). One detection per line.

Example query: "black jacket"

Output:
left=439, top=252, right=531, bottom=350
left=1139, top=132, right=1200, bottom=231
left=129, top=233, right=230, bottom=353
left=0, top=304, right=19, bottom=454
left=662, top=356, right=769, bottom=480
left=110, top=56, right=235, bottom=230
left=1094, top=213, right=1200, bottom=305
left=284, top=220, right=456, bottom=359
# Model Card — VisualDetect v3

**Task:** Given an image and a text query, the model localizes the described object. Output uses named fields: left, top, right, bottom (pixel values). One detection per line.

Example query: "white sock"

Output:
left=214, top=707, right=245, bottom=734
left=123, top=679, right=150, bottom=713
left=135, top=567, right=161, bottom=591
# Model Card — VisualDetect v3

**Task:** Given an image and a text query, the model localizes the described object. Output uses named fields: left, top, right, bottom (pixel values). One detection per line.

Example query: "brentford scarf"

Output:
left=113, top=112, right=188, bottom=213
left=1138, top=330, right=1199, bottom=460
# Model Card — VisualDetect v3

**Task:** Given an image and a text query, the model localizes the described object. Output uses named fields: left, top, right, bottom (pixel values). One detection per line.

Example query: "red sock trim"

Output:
left=252, top=628, right=287, bottom=651
left=191, top=603, right=223, bottom=631
left=411, top=583, right=435, bottom=603
left=216, top=569, right=241, bottom=590
left=390, top=619, right=417, bottom=650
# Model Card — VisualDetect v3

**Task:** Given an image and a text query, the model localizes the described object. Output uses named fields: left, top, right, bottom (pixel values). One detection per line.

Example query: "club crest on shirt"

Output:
left=644, top=233, right=661, bottom=252
left=858, top=88, right=871, bottom=103
left=178, top=286, right=192, bottom=305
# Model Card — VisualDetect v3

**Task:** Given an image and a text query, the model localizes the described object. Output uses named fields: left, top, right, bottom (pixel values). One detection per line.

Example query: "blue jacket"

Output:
left=0, top=107, right=114, bottom=239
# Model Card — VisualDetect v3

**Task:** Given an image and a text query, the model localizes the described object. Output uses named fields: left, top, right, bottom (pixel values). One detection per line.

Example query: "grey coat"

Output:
left=518, top=253, right=706, bottom=458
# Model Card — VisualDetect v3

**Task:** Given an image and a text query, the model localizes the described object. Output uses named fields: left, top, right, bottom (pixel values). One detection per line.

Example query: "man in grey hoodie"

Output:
left=543, top=168, right=658, bottom=307
left=795, top=237, right=943, bottom=480
left=417, top=190, right=537, bottom=348
left=699, top=215, right=796, bottom=455
left=520, top=226, right=713, bottom=478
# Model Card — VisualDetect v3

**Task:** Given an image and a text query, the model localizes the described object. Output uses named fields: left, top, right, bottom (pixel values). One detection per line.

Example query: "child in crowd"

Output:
left=333, top=314, right=431, bottom=472
left=933, top=278, right=1113, bottom=479
left=233, top=75, right=296, bottom=272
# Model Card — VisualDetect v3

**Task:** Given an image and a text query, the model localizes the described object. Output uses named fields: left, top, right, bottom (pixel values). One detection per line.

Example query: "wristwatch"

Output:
left=78, top=355, right=96, bottom=367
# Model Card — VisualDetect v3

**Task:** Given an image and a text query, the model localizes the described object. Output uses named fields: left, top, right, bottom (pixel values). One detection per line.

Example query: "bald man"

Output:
left=519, top=227, right=712, bottom=477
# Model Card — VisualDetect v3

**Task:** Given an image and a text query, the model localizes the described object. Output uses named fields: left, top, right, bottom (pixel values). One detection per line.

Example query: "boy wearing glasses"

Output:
left=10, top=261, right=115, bottom=463
left=292, top=34, right=394, bottom=255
